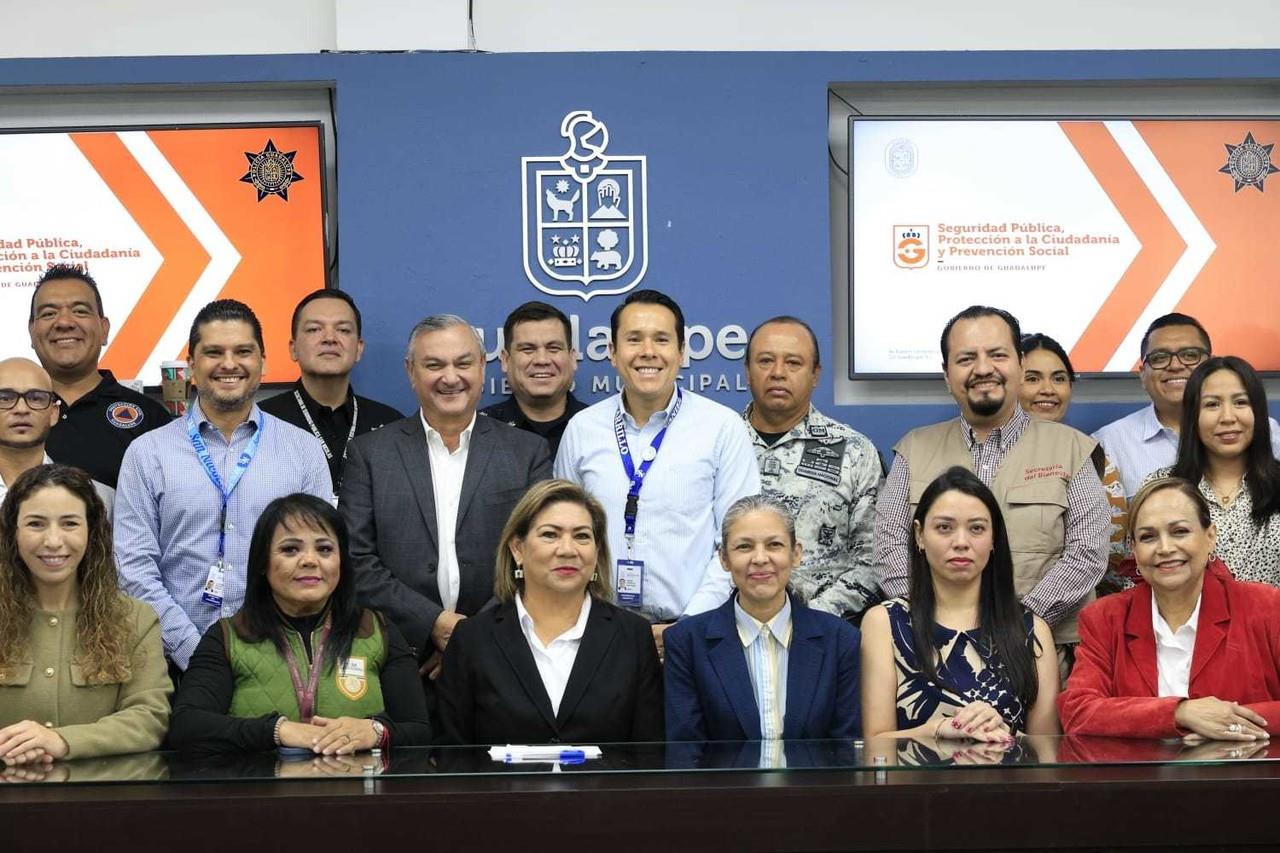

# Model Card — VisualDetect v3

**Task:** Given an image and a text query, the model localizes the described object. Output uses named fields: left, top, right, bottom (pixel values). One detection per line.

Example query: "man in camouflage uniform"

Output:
left=742, top=316, right=884, bottom=622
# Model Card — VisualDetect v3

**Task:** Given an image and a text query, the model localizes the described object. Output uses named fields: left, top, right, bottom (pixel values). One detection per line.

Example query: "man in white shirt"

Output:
left=554, top=289, right=761, bottom=654
left=343, top=315, right=552, bottom=676
left=1093, top=313, right=1280, bottom=497
left=0, top=357, right=113, bottom=514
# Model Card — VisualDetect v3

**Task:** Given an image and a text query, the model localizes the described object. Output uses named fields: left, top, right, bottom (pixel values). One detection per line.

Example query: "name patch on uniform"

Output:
left=337, top=656, right=368, bottom=701
left=106, top=402, right=144, bottom=429
left=795, top=440, right=845, bottom=487
left=1023, top=464, right=1066, bottom=481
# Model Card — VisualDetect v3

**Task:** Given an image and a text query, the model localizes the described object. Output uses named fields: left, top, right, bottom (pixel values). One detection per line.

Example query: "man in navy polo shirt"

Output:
left=28, top=264, right=171, bottom=490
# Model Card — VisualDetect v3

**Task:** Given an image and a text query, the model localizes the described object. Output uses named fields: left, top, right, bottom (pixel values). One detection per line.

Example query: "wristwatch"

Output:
left=370, top=718, right=387, bottom=748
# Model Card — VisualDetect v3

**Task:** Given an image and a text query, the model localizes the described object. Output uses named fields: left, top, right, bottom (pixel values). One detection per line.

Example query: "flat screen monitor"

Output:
left=0, top=122, right=328, bottom=386
left=848, top=117, right=1280, bottom=378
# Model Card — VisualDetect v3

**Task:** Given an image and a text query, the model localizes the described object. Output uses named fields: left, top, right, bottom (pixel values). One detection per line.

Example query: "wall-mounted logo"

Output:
left=1219, top=131, right=1278, bottom=193
left=893, top=225, right=929, bottom=269
left=239, top=139, right=303, bottom=202
left=522, top=111, right=649, bottom=301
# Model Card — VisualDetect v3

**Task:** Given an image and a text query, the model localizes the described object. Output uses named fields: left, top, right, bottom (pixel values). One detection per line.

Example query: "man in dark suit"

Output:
left=341, top=314, right=552, bottom=677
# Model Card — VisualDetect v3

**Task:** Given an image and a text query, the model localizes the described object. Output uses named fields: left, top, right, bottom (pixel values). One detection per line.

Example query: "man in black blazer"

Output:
left=341, top=314, right=552, bottom=674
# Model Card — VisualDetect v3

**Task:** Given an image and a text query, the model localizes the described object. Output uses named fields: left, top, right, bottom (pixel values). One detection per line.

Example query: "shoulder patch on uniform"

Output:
left=106, top=401, right=144, bottom=429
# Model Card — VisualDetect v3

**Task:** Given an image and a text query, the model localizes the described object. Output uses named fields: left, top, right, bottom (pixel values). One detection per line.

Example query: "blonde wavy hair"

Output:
left=0, top=464, right=132, bottom=683
left=494, top=479, right=613, bottom=604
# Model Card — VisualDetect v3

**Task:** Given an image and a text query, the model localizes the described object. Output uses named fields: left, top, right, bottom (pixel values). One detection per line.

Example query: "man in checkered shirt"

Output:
left=872, top=305, right=1108, bottom=672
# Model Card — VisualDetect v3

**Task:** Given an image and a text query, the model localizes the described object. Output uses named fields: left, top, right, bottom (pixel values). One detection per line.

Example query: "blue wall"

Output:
left=3, top=49, right=1279, bottom=455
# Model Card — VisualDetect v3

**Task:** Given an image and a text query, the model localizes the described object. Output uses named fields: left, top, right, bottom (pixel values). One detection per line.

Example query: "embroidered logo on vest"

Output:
left=337, top=656, right=368, bottom=701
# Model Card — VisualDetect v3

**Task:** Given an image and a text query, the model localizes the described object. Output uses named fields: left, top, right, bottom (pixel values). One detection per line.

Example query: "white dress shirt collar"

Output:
left=514, top=593, right=592, bottom=715
left=420, top=410, right=477, bottom=453
left=1153, top=592, right=1202, bottom=698
left=515, top=593, right=593, bottom=644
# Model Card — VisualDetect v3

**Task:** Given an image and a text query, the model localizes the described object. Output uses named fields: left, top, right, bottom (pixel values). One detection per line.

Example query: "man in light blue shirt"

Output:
left=114, top=300, right=331, bottom=670
left=554, top=289, right=760, bottom=652
left=1093, top=312, right=1280, bottom=498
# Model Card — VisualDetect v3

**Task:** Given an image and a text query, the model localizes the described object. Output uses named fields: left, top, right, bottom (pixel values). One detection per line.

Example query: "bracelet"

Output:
left=272, top=716, right=286, bottom=747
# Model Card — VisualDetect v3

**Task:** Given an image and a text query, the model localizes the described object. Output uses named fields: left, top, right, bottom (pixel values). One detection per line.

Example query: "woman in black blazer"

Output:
left=436, top=479, right=663, bottom=745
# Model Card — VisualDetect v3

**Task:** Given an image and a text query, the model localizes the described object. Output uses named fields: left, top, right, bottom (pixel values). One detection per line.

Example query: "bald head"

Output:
left=0, top=357, right=59, bottom=452
left=0, top=358, right=53, bottom=389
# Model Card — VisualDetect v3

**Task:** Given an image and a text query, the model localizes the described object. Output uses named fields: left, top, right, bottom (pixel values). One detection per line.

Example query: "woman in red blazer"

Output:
left=1059, top=477, right=1280, bottom=740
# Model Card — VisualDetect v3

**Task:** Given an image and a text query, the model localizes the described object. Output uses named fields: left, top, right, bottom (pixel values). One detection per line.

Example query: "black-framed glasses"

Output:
left=1142, top=347, right=1209, bottom=370
left=0, top=389, right=56, bottom=410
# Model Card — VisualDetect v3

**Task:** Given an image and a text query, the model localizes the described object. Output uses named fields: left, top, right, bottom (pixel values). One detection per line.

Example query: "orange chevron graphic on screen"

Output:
left=1059, top=122, right=1185, bottom=371
left=1136, top=121, right=1280, bottom=370
left=71, top=132, right=209, bottom=378
left=147, top=128, right=326, bottom=369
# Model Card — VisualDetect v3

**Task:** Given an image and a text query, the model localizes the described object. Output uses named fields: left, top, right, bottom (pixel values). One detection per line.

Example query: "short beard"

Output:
left=968, top=393, right=1004, bottom=418
left=204, top=386, right=257, bottom=413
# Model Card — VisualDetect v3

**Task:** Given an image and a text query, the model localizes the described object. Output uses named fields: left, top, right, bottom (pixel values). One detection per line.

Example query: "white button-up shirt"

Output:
left=1153, top=593, right=1202, bottom=698
left=515, top=593, right=592, bottom=715
left=421, top=411, right=475, bottom=612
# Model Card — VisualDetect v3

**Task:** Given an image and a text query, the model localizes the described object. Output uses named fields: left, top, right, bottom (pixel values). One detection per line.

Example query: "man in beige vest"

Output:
left=873, top=305, right=1108, bottom=663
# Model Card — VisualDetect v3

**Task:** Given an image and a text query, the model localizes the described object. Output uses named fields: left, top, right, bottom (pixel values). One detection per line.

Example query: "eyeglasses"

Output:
left=1142, top=347, right=1209, bottom=370
left=0, top=389, right=56, bottom=410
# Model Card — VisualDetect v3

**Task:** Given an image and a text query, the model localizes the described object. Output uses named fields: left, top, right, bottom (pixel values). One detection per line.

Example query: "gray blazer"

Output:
left=340, top=413, right=552, bottom=657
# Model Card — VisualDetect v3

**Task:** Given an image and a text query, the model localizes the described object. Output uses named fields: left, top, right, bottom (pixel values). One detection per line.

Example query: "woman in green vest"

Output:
left=170, top=493, right=431, bottom=753
left=0, top=464, right=171, bottom=765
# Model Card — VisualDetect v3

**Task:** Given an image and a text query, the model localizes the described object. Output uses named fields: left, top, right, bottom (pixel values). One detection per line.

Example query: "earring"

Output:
left=591, top=571, right=599, bottom=582
left=514, top=565, right=524, bottom=580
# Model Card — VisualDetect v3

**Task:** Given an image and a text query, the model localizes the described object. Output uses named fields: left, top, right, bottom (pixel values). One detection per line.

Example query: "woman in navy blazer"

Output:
left=663, top=495, right=860, bottom=741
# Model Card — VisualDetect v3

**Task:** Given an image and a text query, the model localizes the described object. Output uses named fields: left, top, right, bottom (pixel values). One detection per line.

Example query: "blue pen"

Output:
left=502, top=748, right=585, bottom=763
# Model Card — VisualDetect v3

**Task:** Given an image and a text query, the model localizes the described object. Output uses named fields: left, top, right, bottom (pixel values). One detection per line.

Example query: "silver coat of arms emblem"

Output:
left=522, top=110, right=649, bottom=301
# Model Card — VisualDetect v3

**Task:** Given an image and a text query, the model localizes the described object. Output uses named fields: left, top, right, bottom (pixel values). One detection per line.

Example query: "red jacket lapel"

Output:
left=1123, top=582, right=1158, bottom=697
left=1189, top=561, right=1231, bottom=688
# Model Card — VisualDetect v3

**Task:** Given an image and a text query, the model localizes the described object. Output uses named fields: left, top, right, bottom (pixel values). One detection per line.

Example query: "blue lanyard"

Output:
left=613, top=389, right=683, bottom=541
left=187, top=410, right=264, bottom=559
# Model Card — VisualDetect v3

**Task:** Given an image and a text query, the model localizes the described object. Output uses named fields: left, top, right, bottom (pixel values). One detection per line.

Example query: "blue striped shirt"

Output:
left=114, top=401, right=332, bottom=668
left=734, top=595, right=792, bottom=740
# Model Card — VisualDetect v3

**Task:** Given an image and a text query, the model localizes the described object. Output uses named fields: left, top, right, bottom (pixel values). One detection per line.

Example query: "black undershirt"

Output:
left=756, top=429, right=788, bottom=447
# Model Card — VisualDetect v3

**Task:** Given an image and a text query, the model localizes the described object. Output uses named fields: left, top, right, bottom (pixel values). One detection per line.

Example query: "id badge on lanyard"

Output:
left=613, top=390, right=682, bottom=608
left=189, top=410, right=264, bottom=608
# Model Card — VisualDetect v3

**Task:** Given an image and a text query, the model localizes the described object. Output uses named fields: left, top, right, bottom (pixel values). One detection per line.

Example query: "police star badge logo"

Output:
left=240, top=139, right=304, bottom=202
left=1219, top=132, right=1278, bottom=193
left=522, top=111, right=649, bottom=301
